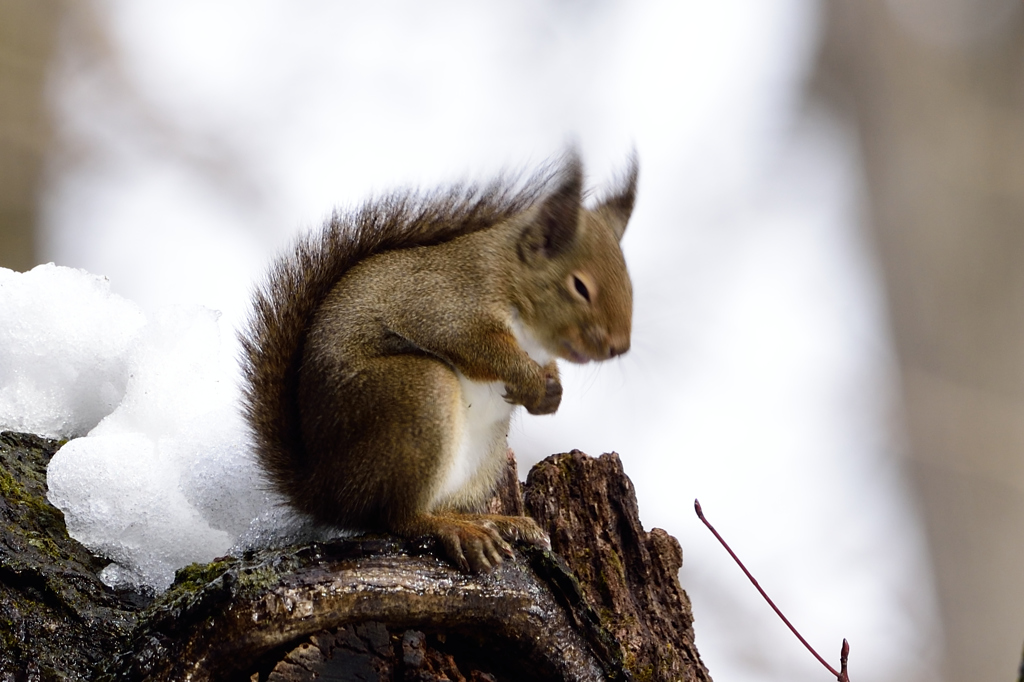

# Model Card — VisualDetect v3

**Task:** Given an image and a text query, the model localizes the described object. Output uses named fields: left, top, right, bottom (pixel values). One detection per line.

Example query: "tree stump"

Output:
left=0, top=433, right=711, bottom=682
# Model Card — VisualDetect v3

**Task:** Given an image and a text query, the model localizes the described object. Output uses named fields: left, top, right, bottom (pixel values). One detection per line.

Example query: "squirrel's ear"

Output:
left=519, top=153, right=583, bottom=262
left=595, top=151, right=638, bottom=242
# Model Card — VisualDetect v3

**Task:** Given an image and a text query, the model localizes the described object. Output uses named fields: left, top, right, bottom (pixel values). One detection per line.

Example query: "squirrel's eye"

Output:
left=573, top=275, right=590, bottom=302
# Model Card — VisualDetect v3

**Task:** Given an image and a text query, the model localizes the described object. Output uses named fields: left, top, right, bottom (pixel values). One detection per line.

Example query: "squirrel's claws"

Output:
left=430, top=514, right=549, bottom=573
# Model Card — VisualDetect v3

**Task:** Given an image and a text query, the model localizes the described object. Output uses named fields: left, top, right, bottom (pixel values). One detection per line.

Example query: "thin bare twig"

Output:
left=694, top=499, right=850, bottom=681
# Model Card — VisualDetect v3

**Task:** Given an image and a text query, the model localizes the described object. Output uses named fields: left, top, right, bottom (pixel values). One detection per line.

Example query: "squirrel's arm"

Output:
left=384, top=317, right=559, bottom=415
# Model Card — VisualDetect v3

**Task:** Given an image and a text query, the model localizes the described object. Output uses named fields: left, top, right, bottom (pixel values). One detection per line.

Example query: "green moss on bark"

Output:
left=0, top=431, right=144, bottom=681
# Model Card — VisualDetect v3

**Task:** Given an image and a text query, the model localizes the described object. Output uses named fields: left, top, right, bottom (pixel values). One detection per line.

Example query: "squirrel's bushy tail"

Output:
left=239, top=164, right=566, bottom=498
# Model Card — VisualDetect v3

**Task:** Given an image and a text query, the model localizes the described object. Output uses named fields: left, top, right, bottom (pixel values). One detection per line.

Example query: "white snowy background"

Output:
left=0, top=1, right=944, bottom=680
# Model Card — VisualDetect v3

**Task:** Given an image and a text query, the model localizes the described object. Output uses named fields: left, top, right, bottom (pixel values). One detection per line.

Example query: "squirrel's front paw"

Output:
left=526, top=373, right=562, bottom=415
left=505, top=363, right=561, bottom=415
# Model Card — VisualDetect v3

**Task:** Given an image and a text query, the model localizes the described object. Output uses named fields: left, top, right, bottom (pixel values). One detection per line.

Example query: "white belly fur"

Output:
left=431, top=373, right=514, bottom=507
left=431, top=314, right=554, bottom=509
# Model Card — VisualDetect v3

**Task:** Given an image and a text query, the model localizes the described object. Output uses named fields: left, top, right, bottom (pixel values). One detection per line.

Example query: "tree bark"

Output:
left=0, top=433, right=711, bottom=682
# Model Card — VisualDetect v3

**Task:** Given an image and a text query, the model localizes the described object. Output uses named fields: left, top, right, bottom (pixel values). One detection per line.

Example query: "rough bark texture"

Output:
left=0, top=432, right=709, bottom=682
left=525, top=451, right=709, bottom=682
left=486, top=449, right=525, bottom=517
left=0, top=432, right=146, bottom=681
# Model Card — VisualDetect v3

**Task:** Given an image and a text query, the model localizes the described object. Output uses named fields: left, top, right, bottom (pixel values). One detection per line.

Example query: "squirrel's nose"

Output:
left=608, top=341, right=629, bottom=358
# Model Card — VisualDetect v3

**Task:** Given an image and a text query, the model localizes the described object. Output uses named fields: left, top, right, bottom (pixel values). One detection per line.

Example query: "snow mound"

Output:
left=0, top=264, right=145, bottom=437
left=1, top=264, right=318, bottom=593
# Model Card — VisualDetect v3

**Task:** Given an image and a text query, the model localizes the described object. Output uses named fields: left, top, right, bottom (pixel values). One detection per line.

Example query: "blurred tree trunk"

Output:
left=818, top=2, right=1024, bottom=680
left=0, top=0, right=61, bottom=271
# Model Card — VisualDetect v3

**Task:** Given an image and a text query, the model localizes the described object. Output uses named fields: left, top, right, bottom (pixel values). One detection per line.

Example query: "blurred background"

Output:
left=3, top=1, right=1023, bottom=680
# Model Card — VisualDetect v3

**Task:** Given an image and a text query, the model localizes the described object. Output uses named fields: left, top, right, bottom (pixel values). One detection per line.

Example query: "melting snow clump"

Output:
left=1, top=264, right=324, bottom=593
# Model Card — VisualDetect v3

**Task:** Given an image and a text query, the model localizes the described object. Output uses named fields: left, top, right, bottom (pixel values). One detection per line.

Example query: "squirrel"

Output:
left=239, top=151, right=637, bottom=573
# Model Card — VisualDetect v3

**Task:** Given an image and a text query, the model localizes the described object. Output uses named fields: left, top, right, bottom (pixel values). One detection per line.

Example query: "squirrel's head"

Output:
left=513, top=153, right=636, bottom=364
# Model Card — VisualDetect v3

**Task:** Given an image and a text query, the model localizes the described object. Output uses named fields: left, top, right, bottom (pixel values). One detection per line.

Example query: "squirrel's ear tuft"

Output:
left=519, top=152, right=583, bottom=262
left=596, top=151, right=638, bottom=242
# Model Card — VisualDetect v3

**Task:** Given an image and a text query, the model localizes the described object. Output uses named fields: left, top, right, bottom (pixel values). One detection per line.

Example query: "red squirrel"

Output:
left=240, top=152, right=637, bottom=572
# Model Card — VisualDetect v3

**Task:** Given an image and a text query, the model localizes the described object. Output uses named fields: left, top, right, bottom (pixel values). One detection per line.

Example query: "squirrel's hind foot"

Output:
left=469, top=513, right=551, bottom=552
left=400, top=512, right=550, bottom=574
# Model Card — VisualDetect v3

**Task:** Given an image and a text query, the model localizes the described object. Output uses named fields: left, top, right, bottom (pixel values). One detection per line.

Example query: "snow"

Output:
left=0, top=264, right=145, bottom=438
left=0, top=264, right=318, bottom=592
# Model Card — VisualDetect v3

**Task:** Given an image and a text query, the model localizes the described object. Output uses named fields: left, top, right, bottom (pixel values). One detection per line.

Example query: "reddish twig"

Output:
left=694, top=499, right=850, bottom=681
